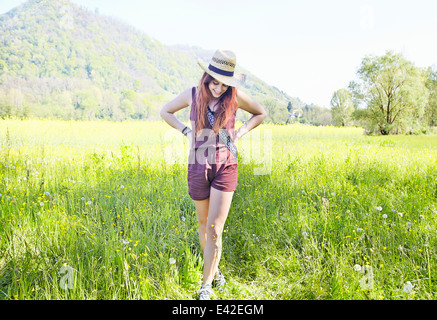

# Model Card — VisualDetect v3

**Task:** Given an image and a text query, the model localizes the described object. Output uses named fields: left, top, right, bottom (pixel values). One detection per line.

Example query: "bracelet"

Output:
left=182, top=126, right=191, bottom=136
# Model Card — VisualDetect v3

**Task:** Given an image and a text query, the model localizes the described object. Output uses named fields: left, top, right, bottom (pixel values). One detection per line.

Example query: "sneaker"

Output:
left=198, top=284, right=214, bottom=300
left=212, top=269, right=226, bottom=291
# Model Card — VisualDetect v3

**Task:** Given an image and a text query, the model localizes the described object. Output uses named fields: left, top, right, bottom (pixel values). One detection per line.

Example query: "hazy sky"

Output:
left=1, top=0, right=437, bottom=107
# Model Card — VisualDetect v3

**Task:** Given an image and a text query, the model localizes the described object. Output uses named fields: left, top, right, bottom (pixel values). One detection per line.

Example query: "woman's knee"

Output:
left=206, top=223, right=223, bottom=244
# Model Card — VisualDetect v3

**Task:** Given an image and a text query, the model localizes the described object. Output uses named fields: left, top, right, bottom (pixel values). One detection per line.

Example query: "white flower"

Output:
left=302, top=232, right=308, bottom=237
left=120, top=185, right=125, bottom=189
left=181, top=216, right=186, bottom=222
left=354, top=264, right=362, bottom=272
left=44, top=191, right=50, bottom=196
left=87, top=201, right=92, bottom=205
left=357, top=228, right=362, bottom=233
left=40, top=202, right=44, bottom=206
left=382, top=214, right=388, bottom=219
left=81, top=197, right=85, bottom=201
left=397, top=212, right=403, bottom=217
left=403, top=281, right=413, bottom=293
left=120, top=239, right=130, bottom=245
left=375, top=206, right=382, bottom=211
left=419, top=215, right=424, bottom=219
left=398, top=245, right=403, bottom=251
left=169, top=258, right=176, bottom=265
left=406, top=222, right=412, bottom=228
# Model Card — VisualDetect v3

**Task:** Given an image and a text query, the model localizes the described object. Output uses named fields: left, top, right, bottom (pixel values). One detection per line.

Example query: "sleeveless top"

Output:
left=188, top=87, right=238, bottom=166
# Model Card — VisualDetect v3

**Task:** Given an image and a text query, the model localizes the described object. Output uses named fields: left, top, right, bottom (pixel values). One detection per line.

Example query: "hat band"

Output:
left=208, top=64, right=234, bottom=77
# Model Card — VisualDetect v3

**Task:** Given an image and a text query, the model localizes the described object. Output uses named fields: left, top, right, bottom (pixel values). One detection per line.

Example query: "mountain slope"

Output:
left=0, top=0, right=293, bottom=121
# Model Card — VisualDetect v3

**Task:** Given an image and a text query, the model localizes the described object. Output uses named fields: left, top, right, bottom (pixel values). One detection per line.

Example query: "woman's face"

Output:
left=208, top=78, right=229, bottom=98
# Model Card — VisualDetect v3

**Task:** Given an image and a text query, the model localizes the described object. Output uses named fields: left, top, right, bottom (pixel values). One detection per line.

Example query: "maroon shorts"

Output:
left=187, top=153, right=238, bottom=201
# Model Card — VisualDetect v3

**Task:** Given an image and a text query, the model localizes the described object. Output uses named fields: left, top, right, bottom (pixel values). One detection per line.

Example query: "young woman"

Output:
left=160, top=49, right=267, bottom=299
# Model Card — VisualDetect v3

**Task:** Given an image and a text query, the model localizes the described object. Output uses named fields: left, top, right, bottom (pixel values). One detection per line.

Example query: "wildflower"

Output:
left=181, top=216, right=186, bottom=222
left=357, top=228, right=362, bottom=233
left=120, top=185, right=125, bottom=189
left=382, top=214, right=387, bottom=219
left=81, top=197, right=85, bottom=201
left=302, top=232, right=308, bottom=237
left=169, top=258, right=176, bottom=265
left=406, top=222, right=412, bottom=228
left=419, top=215, right=424, bottom=219
left=354, top=264, right=362, bottom=272
left=397, top=212, right=403, bottom=217
left=120, top=239, right=130, bottom=245
left=40, top=202, right=44, bottom=207
left=44, top=191, right=50, bottom=196
left=375, top=206, right=382, bottom=211
left=403, top=281, right=413, bottom=293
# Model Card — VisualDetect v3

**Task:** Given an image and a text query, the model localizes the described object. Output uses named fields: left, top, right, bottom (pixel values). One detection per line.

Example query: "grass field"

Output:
left=1, top=119, right=437, bottom=300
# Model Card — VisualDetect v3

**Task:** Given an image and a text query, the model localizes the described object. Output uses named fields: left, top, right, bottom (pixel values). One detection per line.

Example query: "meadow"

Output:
left=1, top=119, right=437, bottom=300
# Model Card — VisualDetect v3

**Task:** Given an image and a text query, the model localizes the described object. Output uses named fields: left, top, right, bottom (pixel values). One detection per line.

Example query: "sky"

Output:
left=1, top=0, right=437, bottom=108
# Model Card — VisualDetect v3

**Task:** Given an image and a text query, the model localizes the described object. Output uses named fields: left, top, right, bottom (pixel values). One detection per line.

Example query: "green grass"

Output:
left=1, top=119, right=437, bottom=300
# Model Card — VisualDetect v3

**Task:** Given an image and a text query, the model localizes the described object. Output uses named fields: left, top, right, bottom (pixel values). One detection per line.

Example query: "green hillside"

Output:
left=0, top=0, right=294, bottom=121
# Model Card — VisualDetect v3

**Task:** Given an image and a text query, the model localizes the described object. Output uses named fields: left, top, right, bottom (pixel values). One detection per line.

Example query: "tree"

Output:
left=262, top=98, right=288, bottom=124
left=425, top=67, right=437, bottom=127
left=331, top=88, right=354, bottom=126
left=349, top=51, right=429, bottom=135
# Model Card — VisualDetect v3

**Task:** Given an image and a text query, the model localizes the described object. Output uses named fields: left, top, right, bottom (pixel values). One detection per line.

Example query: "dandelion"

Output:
left=81, top=197, right=85, bottom=201
left=302, top=231, right=308, bottom=237
left=181, top=216, right=186, bottom=222
left=398, top=212, right=403, bottom=217
left=120, top=185, right=125, bottom=189
left=403, top=281, right=413, bottom=293
left=44, top=191, right=50, bottom=196
left=169, top=258, right=176, bottom=265
left=375, top=206, right=382, bottom=211
left=354, top=264, right=362, bottom=272
left=382, top=214, right=387, bottom=219
left=419, top=215, right=424, bottom=219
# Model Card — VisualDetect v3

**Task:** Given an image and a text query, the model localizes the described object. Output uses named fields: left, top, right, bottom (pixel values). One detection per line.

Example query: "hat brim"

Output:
left=197, top=59, right=246, bottom=88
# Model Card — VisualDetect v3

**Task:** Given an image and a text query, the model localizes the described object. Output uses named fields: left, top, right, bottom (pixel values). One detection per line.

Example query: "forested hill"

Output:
left=0, top=0, right=294, bottom=121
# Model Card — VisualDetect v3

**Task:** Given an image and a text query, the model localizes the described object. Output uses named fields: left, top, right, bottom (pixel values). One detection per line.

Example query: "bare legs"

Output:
left=194, top=187, right=234, bottom=287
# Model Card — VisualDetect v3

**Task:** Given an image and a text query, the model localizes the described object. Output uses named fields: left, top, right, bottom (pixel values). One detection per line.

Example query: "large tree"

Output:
left=349, top=51, right=428, bottom=135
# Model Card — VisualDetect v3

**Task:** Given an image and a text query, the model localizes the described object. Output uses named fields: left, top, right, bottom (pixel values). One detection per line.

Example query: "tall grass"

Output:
left=1, top=119, right=436, bottom=300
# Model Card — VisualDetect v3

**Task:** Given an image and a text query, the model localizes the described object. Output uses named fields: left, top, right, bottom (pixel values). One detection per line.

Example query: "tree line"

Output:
left=330, top=50, right=437, bottom=135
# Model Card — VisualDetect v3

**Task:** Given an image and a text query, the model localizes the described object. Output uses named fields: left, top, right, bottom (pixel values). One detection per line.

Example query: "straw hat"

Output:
left=197, top=49, right=246, bottom=87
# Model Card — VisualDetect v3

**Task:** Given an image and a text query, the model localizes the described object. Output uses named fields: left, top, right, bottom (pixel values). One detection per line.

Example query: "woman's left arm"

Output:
left=235, top=90, right=267, bottom=141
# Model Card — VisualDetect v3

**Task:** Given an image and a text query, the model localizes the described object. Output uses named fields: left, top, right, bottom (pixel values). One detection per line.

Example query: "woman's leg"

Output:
left=194, top=198, right=210, bottom=252
left=202, top=186, right=234, bottom=287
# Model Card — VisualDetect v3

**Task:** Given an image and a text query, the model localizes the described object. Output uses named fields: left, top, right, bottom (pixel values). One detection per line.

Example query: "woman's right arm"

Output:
left=160, top=87, right=193, bottom=133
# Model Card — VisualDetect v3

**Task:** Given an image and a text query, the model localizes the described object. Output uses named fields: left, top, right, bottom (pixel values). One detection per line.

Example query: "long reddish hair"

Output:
left=194, top=72, right=238, bottom=134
